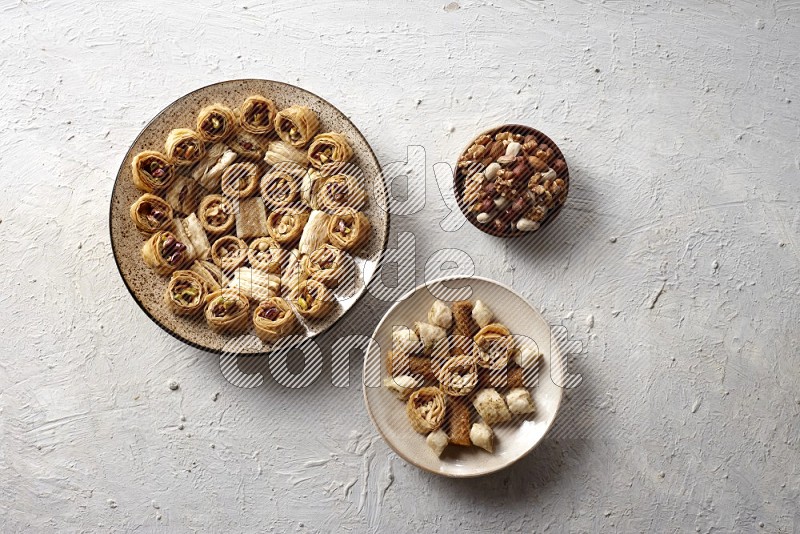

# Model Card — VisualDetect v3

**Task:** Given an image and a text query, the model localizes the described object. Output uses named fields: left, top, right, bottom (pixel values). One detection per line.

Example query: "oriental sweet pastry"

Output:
left=458, top=127, right=568, bottom=235
left=252, top=297, right=298, bottom=343
left=126, top=94, right=375, bottom=343
left=164, top=270, right=207, bottom=316
left=383, top=298, right=541, bottom=458
left=196, top=103, right=236, bottom=142
left=274, top=105, right=320, bottom=148
left=130, top=193, right=173, bottom=233
left=131, top=151, right=175, bottom=192
left=307, top=132, right=353, bottom=171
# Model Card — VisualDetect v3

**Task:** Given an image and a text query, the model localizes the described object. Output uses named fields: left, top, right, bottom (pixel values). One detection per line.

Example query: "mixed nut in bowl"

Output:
left=455, top=125, right=569, bottom=237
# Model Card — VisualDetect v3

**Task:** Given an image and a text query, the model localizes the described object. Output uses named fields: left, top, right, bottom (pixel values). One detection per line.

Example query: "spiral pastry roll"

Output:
left=164, top=270, right=207, bottom=316
left=297, top=210, right=331, bottom=255
left=301, top=244, right=349, bottom=288
left=248, top=237, right=285, bottom=274
left=204, top=290, right=250, bottom=334
left=274, top=105, right=320, bottom=148
left=437, top=355, right=478, bottom=397
left=253, top=297, right=298, bottom=343
left=192, top=144, right=236, bottom=192
left=473, top=323, right=513, bottom=370
left=197, top=194, right=235, bottom=235
left=267, top=208, right=309, bottom=246
left=238, top=94, right=277, bottom=135
left=290, top=278, right=333, bottom=319
left=317, top=173, right=368, bottom=213
left=165, top=128, right=205, bottom=166
left=264, top=140, right=308, bottom=167
left=131, top=151, right=175, bottom=192
left=196, top=103, right=236, bottom=142
left=130, top=193, right=173, bottom=233
left=210, top=235, right=248, bottom=273
left=221, top=162, right=260, bottom=199
left=327, top=208, right=370, bottom=251
left=260, top=167, right=302, bottom=209
left=141, top=230, right=190, bottom=275
left=229, top=131, right=265, bottom=160
left=307, top=132, right=353, bottom=171
left=406, top=387, right=446, bottom=434
left=190, top=259, right=229, bottom=292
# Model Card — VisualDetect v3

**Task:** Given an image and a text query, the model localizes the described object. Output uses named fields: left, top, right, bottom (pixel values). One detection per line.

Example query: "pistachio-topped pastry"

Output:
left=197, top=194, right=235, bottom=235
left=197, top=103, right=236, bottom=142
left=131, top=151, right=175, bottom=192
left=307, top=132, right=353, bottom=171
left=274, top=105, right=320, bottom=148
left=238, top=95, right=277, bottom=135
left=165, top=129, right=205, bottom=166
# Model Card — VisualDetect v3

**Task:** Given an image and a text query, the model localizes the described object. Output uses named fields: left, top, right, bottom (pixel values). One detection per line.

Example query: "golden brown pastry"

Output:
left=316, top=173, right=368, bottom=213
left=238, top=95, right=277, bottom=135
left=131, top=151, right=175, bottom=192
left=274, top=105, right=320, bottom=148
left=165, top=129, right=205, bottom=166
left=437, top=355, right=478, bottom=397
left=164, top=175, right=203, bottom=215
left=226, top=267, right=280, bottom=302
left=383, top=375, right=422, bottom=401
left=191, top=144, right=236, bottom=192
left=164, top=270, right=207, bottom=315
left=473, top=323, right=513, bottom=370
left=327, top=208, right=370, bottom=251
left=307, top=132, right=353, bottom=171
left=247, top=237, right=285, bottom=274
left=452, top=300, right=479, bottom=339
left=267, top=208, right=309, bottom=246
left=141, top=230, right=190, bottom=275
left=130, top=193, right=173, bottom=233
left=413, top=322, right=447, bottom=355
left=197, top=194, right=235, bottom=236
left=505, top=388, right=535, bottom=415
left=221, top=162, right=260, bottom=199
left=297, top=211, right=331, bottom=255
left=290, top=278, right=333, bottom=319
left=252, top=297, right=298, bottom=342
left=196, top=103, right=236, bottom=142
left=406, top=387, right=446, bottom=434
left=260, top=167, right=302, bottom=209
left=236, top=197, right=269, bottom=240
left=228, top=130, right=265, bottom=160
left=447, top=397, right=472, bottom=446
left=173, top=213, right=210, bottom=260
left=190, top=259, right=229, bottom=292
left=204, top=290, right=250, bottom=334
left=471, top=388, right=512, bottom=426
left=279, top=248, right=304, bottom=299
left=210, top=235, right=248, bottom=272
left=301, top=244, right=349, bottom=288
left=301, top=168, right=323, bottom=209
left=264, top=140, right=308, bottom=167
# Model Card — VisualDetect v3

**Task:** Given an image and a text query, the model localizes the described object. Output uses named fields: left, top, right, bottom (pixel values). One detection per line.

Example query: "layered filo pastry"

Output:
left=221, top=162, right=260, bottom=199
left=141, top=230, right=190, bottom=275
left=226, top=267, right=280, bottom=302
left=473, top=323, right=514, bottom=370
left=301, top=244, right=349, bottom=288
left=197, top=194, right=235, bottom=235
left=130, top=193, right=173, bottom=233
left=229, top=130, right=265, bottom=159
left=267, top=208, right=309, bottom=246
left=191, top=144, right=237, bottom=192
left=165, top=128, right=205, bottom=166
left=327, top=208, right=370, bottom=251
left=196, top=103, right=236, bottom=142
left=317, top=173, right=368, bottom=213
left=279, top=249, right=304, bottom=298
left=253, top=297, right=299, bottom=343
left=204, top=289, right=250, bottom=334
left=164, top=270, right=208, bottom=316
left=238, top=95, right=277, bottom=135
left=173, top=213, right=211, bottom=260
left=436, top=355, right=478, bottom=397
left=190, top=259, right=229, bottom=292
left=406, top=387, right=447, bottom=434
left=307, top=132, right=353, bottom=171
left=290, top=278, right=333, bottom=319
left=164, top=176, right=203, bottom=216
left=210, top=235, right=248, bottom=272
left=247, top=237, right=285, bottom=274
left=236, top=197, right=270, bottom=240
left=274, top=105, right=320, bottom=148
left=264, top=140, right=308, bottom=167
left=131, top=151, right=175, bottom=193
left=260, top=166, right=303, bottom=210
left=297, top=211, right=331, bottom=255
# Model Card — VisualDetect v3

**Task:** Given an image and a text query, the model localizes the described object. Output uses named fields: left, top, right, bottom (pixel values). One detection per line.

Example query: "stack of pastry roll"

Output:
left=226, top=267, right=280, bottom=302
left=383, top=298, right=541, bottom=458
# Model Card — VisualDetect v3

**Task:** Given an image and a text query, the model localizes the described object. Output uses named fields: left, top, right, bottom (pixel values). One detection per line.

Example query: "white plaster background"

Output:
left=1, top=0, right=799, bottom=531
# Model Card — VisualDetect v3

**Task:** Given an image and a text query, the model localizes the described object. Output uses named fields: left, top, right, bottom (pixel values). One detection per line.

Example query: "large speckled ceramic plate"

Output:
left=363, top=276, right=564, bottom=477
left=110, top=80, right=388, bottom=355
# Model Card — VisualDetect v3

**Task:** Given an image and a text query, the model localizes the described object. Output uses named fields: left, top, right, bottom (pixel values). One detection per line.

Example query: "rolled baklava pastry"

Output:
left=264, top=140, right=308, bottom=167
left=297, top=210, right=330, bottom=255
left=238, top=94, right=277, bottom=135
left=301, top=168, right=322, bottom=209
left=175, top=213, right=211, bottom=260
left=307, top=132, right=353, bottom=171
left=406, top=387, right=446, bottom=434
left=252, top=297, right=298, bottom=343
left=472, top=388, right=512, bottom=426
left=290, top=278, right=333, bottom=319
left=226, top=267, right=280, bottom=302
left=413, top=321, right=447, bottom=355
left=131, top=151, right=175, bottom=192
left=130, top=193, right=173, bottom=233
left=505, top=388, right=536, bottom=415
left=164, top=175, right=203, bottom=216
left=267, top=208, right=309, bottom=246
left=317, top=173, right=368, bottom=213
left=274, top=105, right=320, bottom=148
left=210, top=235, right=248, bottom=272
left=196, top=103, right=236, bottom=142
left=383, top=375, right=421, bottom=401
left=452, top=300, right=479, bottom=339
left=165, top=128, right=205, bottom=166
left=198, top=194, right=235, bottom=235
left=191, top=144, right=237, bottom=192
left=248, top=237, right=285, bottom=274
left=229, top=131, right=265, bottom=160
left=470, top=422, right=495, bottom=453
left=471, top=299, right=494, bottom=328
left=437, top=355, right=478, bottom=397
left=428, top=300, right=453, bottom=330
left=164, top=270, right=207, bottom=316
left=327, top=208, right=370, bottom=251
left=447, top=397, right=472, bottom=446
left=190, top=259, right=229, bottom=292
left=204, top=290, right=250, bottom=334
left=301, top=244, right=348, bottom=288
left=474, top=323, right=514, bottom=370
left=236, top=197, right=269, bottom=239
left=141, top=230, right=190, bottom=275
left=260, top=167, right=302, bottom=209
left=279, top=249, right=304, bottom=298
left=221, top=162, right=260, bottom=199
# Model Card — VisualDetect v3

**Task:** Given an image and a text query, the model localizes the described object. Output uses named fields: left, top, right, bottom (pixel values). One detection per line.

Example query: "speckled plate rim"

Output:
left=362, top=275, right=565, bottom=478
left=109, top=79, right=390, bottom=357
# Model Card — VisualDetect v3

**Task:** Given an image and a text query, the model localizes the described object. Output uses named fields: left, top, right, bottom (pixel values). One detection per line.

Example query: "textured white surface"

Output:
left=1, top=0, right=799, bottom=531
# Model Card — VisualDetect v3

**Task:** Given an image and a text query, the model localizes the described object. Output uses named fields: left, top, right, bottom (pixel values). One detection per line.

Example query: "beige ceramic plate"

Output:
left=363, top=276, right=564, bottom=477
left=110, top=80, right=388, bottom=355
